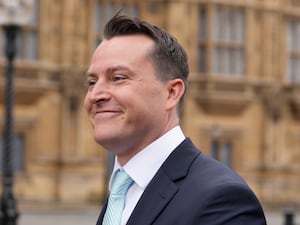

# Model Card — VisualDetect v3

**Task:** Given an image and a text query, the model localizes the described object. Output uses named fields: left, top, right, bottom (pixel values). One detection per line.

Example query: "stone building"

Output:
left=0, top=0, right=300, bottom=207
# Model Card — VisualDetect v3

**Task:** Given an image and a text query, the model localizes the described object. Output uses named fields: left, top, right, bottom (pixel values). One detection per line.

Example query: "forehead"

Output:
left=95, top=34, right=154, bottom=58
left=89, top=35, right=155, bottom=73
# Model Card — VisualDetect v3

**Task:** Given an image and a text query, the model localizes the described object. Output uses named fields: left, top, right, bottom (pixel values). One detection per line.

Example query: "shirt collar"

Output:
left=109, top=126, right=185, bottom=191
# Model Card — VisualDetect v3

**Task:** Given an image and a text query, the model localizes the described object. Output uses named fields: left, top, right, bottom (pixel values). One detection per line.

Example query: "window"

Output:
left=286, top=19, right=300, bottom=83
left=198, top=6, right=245, bottom=76
left=210, top=139, right=233, bottom=167
left=94, top=1, right=140, bottom=48
left=0, top=0, right=39, bottom=60
left=0, top=134, right=25, bottom=172
left=198, top=8, right=207, bottom=73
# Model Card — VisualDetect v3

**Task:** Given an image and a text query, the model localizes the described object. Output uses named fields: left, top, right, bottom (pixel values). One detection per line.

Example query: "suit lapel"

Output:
left=96, top=199, right=108, bottom=225
left=126, top=138, right=200, bottom=225
left=126, top=170, right=178, bottom=225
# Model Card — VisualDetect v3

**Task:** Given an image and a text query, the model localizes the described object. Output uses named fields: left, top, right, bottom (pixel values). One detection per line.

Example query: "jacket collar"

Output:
left=126, top=138, right=200, bottom=225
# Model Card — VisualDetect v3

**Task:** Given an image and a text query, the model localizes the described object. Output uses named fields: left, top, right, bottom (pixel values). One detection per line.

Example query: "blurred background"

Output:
left=0, top=0, right=300, bottom=224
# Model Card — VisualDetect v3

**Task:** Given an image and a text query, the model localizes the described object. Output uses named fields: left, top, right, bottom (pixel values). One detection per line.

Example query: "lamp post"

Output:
left=0, top=1, right=33, bottom=224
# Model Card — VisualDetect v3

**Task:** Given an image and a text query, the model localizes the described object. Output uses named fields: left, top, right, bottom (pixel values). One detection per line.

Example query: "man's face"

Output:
left=84, top=35, right=176, bottom=164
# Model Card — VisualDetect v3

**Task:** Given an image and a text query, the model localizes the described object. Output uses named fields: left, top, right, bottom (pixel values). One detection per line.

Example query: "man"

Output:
left=84, top=12, right=267, bottom=225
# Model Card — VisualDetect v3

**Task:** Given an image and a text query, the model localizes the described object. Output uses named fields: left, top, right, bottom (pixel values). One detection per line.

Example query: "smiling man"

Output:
left=85, top=34, right=181, bottom=165
left=85, top=12, right=267, bottom=225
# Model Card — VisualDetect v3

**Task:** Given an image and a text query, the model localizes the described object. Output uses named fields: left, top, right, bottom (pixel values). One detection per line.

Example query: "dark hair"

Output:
left=103, top=12, right=189, bottom=114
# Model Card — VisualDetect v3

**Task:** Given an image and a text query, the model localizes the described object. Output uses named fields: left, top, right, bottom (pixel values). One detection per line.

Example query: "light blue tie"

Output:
left=102, top=169, right=134, bottom=225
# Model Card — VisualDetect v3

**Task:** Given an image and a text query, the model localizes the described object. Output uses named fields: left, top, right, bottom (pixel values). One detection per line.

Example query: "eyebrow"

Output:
left=86, top=65, right=135, bottom=78
left=107, top=65, right=133, bottom=74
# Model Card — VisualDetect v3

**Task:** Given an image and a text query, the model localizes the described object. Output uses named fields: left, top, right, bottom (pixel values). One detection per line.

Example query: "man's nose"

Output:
left=89, top=81, right=111, bottom=104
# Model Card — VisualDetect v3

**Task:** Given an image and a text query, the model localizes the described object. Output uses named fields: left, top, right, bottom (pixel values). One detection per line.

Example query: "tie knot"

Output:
left=110, top=169, right=133, bottom=196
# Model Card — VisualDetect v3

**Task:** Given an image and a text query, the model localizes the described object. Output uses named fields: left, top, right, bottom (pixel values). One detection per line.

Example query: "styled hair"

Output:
left=103, top=12, right=189, bottom=114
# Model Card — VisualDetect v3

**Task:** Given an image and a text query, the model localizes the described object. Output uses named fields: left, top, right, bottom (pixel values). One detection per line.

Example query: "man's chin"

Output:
left=94, top=134, right=118, bottom=149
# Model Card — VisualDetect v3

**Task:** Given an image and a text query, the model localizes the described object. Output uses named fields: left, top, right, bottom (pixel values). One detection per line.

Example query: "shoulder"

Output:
left=165, top=138, right=254, bottom=195
left=176, top=139, right=254, bottom=196
left=188, top=150, right=249, bottom=193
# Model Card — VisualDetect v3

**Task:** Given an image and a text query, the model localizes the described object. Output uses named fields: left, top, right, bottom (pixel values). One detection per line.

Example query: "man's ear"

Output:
left=166, top=79, right=185, bottom=111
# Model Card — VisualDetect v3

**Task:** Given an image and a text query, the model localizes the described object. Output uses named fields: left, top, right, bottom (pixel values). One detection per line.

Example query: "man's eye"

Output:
left=113, top=75, right=126, bottom=81
left=86, top=80, right=96, bottom=87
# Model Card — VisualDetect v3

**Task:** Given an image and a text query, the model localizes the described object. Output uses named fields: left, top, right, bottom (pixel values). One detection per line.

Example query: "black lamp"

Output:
left=0, top=0, right=34, bottom=224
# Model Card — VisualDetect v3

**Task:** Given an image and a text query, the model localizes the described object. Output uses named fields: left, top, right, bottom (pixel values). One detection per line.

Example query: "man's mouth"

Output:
left=93, top=109, right=123, bottom=119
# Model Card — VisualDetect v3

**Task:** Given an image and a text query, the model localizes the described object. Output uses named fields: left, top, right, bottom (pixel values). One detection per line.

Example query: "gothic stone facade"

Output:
left=0, top=0, right=300, bottom=207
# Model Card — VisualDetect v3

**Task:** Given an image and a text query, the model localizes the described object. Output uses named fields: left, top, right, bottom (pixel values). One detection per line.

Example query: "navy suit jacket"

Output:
left=97, top=138, right=266, bottom=225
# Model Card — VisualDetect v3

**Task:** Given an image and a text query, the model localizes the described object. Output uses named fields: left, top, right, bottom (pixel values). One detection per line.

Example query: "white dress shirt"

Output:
left=108, top=125, right=185, bottom=225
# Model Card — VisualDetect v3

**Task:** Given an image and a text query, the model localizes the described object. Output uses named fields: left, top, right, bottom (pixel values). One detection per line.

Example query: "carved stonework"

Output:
left=290, top=0, right=300, bottom=7
left=288, top=86, right=300, bottom=120
left=190, top=77, right=253, bottom=115
left=61, top=69, right=86, bottom=111
left=263, top=84, right=285, bottom=123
